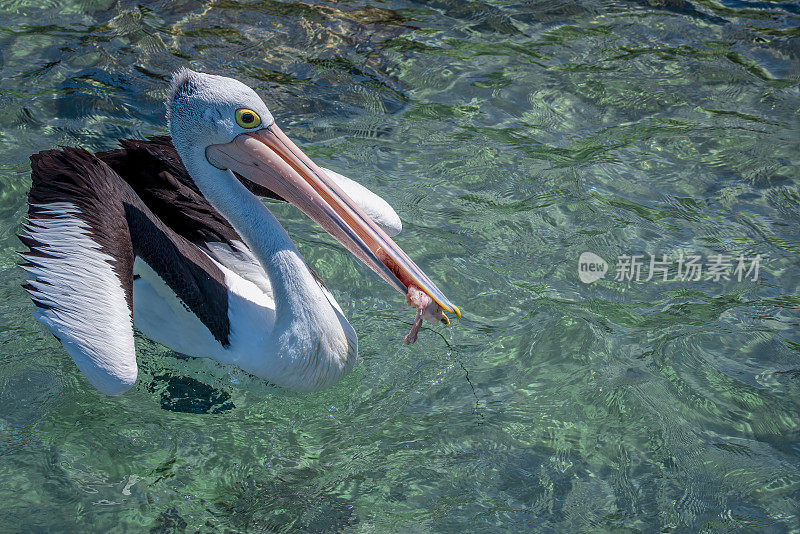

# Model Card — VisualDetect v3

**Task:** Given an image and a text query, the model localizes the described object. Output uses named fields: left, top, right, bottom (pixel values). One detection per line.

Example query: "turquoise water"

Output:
left=1, top=0, right=799, bottom=531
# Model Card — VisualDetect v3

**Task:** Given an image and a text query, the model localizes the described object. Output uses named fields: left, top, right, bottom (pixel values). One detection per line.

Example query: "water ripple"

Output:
left=0, top=0, right=798, bottom=531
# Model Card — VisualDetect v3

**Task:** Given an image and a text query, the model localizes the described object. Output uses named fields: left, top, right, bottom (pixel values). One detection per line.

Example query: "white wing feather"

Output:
left=21, top=202, right=137, bottom=395
left=320, top=167, right=402, bottom=237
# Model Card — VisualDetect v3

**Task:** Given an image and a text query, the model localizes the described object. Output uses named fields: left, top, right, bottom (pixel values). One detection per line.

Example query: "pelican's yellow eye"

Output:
left=235, top=108, right=261, bottom=128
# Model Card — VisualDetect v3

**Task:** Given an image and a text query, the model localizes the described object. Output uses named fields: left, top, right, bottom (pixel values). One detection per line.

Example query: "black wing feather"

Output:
left=25, top=146, right=231, bottom=345
left=98, top=136, right=283, bottom=247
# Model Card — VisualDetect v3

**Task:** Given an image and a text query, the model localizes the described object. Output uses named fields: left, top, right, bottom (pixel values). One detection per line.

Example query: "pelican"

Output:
left=20, top=69, right=459, bottom=395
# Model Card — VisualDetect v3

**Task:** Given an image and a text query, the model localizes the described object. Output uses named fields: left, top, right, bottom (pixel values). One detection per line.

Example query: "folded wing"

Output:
left=21, top=148, right=230, bottom=394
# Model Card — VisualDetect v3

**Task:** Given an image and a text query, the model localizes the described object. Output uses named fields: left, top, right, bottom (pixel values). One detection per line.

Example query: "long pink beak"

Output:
left=205, top=123, right=461, bottom=321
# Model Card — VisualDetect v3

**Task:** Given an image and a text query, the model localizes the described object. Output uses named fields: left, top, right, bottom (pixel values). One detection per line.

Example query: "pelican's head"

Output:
left=167, top=68, right=274, bottom=150
left=165, top=69, right=460, bottom=321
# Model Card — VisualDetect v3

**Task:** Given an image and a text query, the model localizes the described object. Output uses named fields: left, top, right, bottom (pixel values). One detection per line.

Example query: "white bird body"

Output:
left=131, top=164, right=404, bottom=391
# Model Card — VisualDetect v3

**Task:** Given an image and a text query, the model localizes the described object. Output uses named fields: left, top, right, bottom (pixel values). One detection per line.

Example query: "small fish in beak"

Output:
left=376, top=248, right=449, bottom=344
left=404, top=284, right=449, bottom=345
